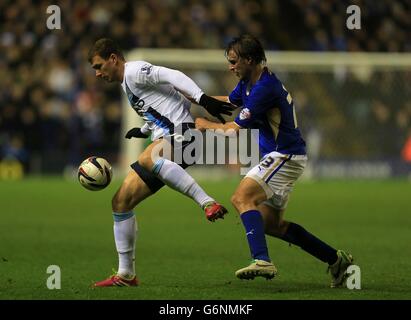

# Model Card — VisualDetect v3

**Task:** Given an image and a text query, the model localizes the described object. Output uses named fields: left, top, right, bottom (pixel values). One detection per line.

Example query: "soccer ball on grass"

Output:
left=77, top=156, right=112, bottom=191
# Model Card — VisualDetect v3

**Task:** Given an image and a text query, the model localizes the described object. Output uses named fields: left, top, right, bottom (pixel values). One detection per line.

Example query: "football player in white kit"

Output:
left=88, top=38, right=235, bottom=287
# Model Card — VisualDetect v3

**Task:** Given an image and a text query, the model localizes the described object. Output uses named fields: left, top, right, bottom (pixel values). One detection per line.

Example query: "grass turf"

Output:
left=0, top=178, right=410, bottom=300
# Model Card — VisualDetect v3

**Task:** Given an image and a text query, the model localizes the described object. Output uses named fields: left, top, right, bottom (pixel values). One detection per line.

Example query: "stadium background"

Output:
left=1, top=0, right=410, bottom=178
left=1, top=0, right=411, bottom=301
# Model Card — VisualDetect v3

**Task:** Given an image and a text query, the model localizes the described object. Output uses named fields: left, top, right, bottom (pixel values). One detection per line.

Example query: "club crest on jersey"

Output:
left=141, top=64, right=153, bottom=75
left=239, top=108, right=251, bottom=120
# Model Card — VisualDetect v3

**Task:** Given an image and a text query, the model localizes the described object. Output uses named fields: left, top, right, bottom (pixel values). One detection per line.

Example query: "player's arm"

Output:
left=182, top=95, right=197, bottom=104
left=185, top=95, right=229, bottom=104
left=195, top=118, right=240, bottom=137
left=153, top=67, right=236, bottom=123
left=194, top=93, right=242, bottom=135
left=196, top=88, right=271, bottom=136
left=212, top=96, right=230, bottom=102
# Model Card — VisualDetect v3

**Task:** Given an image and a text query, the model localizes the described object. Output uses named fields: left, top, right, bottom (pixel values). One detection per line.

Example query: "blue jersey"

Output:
left=230, top=68, right=306, bottom=156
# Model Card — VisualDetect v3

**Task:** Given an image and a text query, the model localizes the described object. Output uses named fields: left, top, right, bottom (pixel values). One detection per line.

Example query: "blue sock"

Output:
left=280, top=222, right=337, bottom=265
left=240, top=210, right=270, bottom=262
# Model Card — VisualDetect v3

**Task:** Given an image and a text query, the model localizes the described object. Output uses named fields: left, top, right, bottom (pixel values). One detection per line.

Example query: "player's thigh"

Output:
left=138, top=139, right=174, bottom=169
left=248, top=152, right=306, bottom=211
left=137, top=140, right=160, bottom=169
left=112, top=170, right=153, bottom=212
left=231, top=177, right=268, bottom=213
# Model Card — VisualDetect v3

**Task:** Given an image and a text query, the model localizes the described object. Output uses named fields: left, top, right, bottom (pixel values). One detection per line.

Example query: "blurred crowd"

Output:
left=0, top=0, right=410, bottom=175
left=290, top=70, right=411, bottom=161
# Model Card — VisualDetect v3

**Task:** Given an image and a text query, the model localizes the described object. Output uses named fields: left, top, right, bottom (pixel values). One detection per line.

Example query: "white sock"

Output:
left=113, top=212, right=137, bottom=278
left=152, top=158, right=214, bottom=208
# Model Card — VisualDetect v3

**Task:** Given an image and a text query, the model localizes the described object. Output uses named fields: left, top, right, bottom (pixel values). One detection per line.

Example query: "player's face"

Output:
left=91, top=55, right=118, bottom=82
left=227, top=50, right=251, bottom=80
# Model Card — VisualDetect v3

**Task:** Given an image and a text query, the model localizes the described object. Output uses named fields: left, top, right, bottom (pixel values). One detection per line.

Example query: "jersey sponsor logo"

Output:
left=125, top=81, right=145, bottom=116
left=141, top=64, right=153, bottom=75
left=239, top=108, right=251, bottom=120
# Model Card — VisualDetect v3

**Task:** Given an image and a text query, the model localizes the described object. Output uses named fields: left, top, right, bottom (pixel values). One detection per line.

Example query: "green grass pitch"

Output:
left=0, top=177, right=410, bottom=300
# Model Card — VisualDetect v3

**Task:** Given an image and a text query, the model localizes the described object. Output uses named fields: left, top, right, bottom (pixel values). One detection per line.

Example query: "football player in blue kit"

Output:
left=195, top=34, right=354, bottom=287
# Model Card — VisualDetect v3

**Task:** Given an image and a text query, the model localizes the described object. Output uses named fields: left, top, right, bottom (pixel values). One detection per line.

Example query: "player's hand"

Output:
left=199, top=94, right=236, bottom=124
left=125, top=127, right=149, bottom=139
left=195, top=117, right=210, bottom=132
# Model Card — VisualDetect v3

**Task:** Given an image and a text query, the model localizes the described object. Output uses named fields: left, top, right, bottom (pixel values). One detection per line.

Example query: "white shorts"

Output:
left=245, top=151, right=307, bottom=210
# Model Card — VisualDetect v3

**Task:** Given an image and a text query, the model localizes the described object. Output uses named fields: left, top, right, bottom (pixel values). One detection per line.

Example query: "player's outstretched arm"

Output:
left=195, top=117, right=240, bottom=136
left=198, top=94, right=236, bottom=124
left=211, top=96, right=230, bottom=102
left=155, top=67, right=236, bottom=123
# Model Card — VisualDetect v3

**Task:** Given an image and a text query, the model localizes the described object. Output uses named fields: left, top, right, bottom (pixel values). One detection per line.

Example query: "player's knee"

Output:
left=230, top=193, right=241, bottom=210
left=112, top=189, right=133, bottom=212
left=231, top=192, right=253, bottom=212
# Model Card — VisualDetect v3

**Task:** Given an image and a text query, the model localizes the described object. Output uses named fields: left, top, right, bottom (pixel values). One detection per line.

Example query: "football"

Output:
left=77, top=156, right=112, bottom=191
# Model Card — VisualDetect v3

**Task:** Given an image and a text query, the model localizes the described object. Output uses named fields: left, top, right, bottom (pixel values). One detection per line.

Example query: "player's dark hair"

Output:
left=88, top=38, right=125, bottom=63
left=225, top=34, right=266, bottom=65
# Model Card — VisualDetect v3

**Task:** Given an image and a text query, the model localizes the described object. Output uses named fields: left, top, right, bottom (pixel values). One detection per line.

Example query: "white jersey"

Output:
left=121, top=61, right=204, bottom=141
